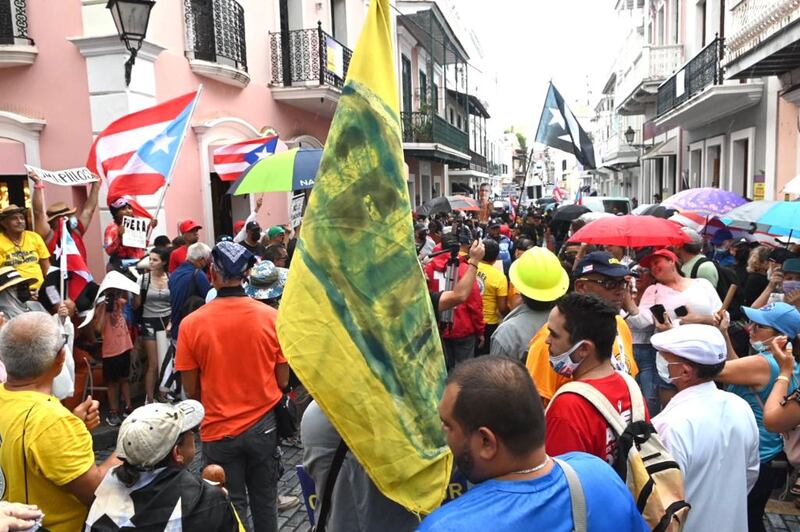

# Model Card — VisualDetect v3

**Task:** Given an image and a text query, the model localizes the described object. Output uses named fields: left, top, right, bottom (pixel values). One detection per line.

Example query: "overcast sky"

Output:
left=455, top=1, right=626, bottom=140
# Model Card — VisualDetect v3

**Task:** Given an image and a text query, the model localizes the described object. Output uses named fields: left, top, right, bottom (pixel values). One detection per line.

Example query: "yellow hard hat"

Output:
left=509, top=247, right=569, bottom=302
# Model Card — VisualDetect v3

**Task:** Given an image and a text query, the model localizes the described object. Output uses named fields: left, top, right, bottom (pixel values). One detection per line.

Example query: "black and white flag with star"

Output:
left=535, top=83, right=596, bottom=169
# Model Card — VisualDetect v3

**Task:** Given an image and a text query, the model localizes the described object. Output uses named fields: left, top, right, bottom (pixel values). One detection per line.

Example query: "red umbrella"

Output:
left=567, top=215, right=691, bottom=248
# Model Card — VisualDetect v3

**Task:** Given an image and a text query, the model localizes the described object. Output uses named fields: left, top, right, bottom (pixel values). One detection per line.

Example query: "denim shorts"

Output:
left=140, top=317, right=168, bottom=340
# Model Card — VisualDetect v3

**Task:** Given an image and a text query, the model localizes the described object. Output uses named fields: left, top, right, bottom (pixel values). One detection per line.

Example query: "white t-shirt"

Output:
left=627, top=278, right=722, bottom=330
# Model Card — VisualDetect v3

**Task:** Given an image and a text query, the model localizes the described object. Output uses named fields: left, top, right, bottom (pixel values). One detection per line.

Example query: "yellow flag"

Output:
left=276, top=0, right=451, bottom=515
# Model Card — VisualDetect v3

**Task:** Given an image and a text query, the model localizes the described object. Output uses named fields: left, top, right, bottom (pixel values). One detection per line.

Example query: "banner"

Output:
left=290, top=194, right=304, bottom=228
left=24, top=164, right=98, bottom=187
left=122, top=216, right=149, bottom=249
left=326, top=36, right=344, bottom=79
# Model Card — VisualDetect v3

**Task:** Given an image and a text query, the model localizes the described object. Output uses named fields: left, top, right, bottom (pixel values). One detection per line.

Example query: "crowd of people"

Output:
left=4, top=177, right=800, bottom=531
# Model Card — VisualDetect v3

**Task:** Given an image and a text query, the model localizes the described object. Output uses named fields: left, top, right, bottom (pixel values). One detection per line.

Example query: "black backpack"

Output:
left=690, top=257, right=744, bottom=320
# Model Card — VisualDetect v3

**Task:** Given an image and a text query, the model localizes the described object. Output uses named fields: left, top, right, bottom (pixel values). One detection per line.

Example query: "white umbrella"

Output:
left=783, top=175, right=800, bottom=195
left=577, top=211, right=614, bottom=224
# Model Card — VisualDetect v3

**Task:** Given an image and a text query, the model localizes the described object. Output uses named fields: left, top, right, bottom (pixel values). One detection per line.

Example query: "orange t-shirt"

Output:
left=525, top=315, right=638, bottom=403
left=507, top=281, right=522, bottom=310
left=175, top=295, right=287, bottom=442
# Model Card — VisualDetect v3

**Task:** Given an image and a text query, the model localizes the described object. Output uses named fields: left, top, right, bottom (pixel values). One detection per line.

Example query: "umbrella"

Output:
left=632, top=203, right=654, bottom=215
left=577, top=211, right=614, bottom=225
left=750, top=201, right=800, bottom=237
left=721, top=200, right=781, bottom=232
left=230, top=148, right=323, bottom=195
left=416, top=195, right=479, bottom=216
left=637, top=204, right=677, bottom=219
left=552, top=204, right=591, bottom=222
left=660, top=187, right=747, bottom=215
left=567, top=215, right=691, bottom=248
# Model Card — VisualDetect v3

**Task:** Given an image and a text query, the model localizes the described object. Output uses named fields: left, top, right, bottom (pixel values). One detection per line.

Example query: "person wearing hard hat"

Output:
left=525, top=251, right=639, bottom=405
left=490, top=248, right=569, bottom=362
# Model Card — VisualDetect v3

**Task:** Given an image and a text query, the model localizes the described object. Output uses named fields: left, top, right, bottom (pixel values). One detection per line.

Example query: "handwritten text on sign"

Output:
left=290, top=194, right=304, bottom=228
left=24, top=164, right=98, bottom=187
left=122, top=216, right=149, bottom=249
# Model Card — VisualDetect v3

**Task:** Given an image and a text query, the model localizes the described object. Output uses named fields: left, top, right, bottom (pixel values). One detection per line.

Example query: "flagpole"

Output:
left=60, top=217, right=68, bottom=303
left=151, top=84, right=204, bottom=224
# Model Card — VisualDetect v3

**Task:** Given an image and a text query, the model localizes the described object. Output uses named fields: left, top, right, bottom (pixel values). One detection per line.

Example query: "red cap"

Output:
left=639, top=249, right=679, bottom=269
left=180, top=220, right=202, bottom=233
left=233, top=220, right=245, bottom=234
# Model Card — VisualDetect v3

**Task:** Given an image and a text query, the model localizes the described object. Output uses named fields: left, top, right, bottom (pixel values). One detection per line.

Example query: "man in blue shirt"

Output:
left=711, top=228, right=736, bottom=267
left=420, top=356, right=648, bottom=532
left=168, top=242, right=211, bottom=341
left=487, top=222, right=512, bottom=275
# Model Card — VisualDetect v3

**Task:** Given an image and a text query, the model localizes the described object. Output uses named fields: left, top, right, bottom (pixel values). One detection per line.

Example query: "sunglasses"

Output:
left=577, top=277, right=627, bottom=291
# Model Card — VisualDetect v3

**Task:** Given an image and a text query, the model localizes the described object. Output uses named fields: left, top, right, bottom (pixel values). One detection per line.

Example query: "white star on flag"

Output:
left=548, top=108, right=565, bottom=130
left=254, top=147, right=270, bottom=160
left=151, top=134, right=176, bottom=155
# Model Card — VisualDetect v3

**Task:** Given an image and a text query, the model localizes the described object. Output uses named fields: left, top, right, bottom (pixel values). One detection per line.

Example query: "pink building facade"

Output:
left=0, top=0, right=365, bottom=276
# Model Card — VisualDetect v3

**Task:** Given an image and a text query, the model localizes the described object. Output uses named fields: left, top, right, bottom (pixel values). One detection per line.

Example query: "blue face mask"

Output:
left=750, top=337, right=775, bottom=353
left=68, top=215, right=79, bottom=230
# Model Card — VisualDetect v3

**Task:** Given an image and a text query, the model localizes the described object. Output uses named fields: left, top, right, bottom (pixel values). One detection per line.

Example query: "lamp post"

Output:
left=624, top=125, right=652, bottom=201
left=107, top=0, right=156, bottom=86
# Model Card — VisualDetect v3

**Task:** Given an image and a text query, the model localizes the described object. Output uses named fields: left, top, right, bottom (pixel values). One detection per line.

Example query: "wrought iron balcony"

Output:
left=270, top=23, right=353, bottom=89
left=0, top=0, right=33, bottom=46
left=656, top=37, right=724, bottom=117
left=401, top=112, right=469, bottom=155
left=184, top=0, right=247, bottom=72
left=469, top=150, right=488, bottom=174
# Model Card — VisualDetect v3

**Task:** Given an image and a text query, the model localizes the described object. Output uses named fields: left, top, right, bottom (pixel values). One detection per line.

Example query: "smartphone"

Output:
left=674, top=305, right=688, bottom=317
left=650, top=304, right=667, bottom=324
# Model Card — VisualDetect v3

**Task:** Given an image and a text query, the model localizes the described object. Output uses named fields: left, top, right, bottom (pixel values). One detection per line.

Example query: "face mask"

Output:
left=549, top=340, right=586, bottom=377
left=249, top=230, right=261, bottom=241
left=784, top=280, right=800, bottom=294
left=656, top=352, right=680, bottom=383
left=68, top=216, right=79, bottom=230
left=750, top=337, right=775, bottom=353
left=715, top=247, right=727, bottom=254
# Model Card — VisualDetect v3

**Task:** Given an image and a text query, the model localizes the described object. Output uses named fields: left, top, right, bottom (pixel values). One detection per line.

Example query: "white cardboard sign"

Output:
left=24, top=164, right=98, bottom=187
left=290, top=194, right=304, bottom=228
left=121, top=216, right=148, bottom=249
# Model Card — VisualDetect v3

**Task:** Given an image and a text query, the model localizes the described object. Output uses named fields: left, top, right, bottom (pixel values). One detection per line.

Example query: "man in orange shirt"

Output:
left=526, top=251, right=637, bottom=404
left=176, top=241, right=289, bottom=532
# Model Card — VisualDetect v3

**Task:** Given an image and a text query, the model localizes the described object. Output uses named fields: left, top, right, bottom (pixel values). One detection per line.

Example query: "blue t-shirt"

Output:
left=497, top=235, right=512, bottom=275
left=168, top=262, right=211, bottom=340
left=728, top=352, right=800, bottom=463
left=418, top=452, right=648, bottom=532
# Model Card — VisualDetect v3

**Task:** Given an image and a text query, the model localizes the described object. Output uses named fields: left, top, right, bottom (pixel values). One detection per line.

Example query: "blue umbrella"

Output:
left=755, top=201, right=800, bottom=236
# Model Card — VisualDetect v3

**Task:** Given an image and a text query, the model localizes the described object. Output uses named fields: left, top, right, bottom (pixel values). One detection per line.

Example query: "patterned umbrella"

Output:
left=230, top=148, right=322, bottom=194
left=661, top=188, right=747, bottom=215
left=415, top=195, right=479, bottom=216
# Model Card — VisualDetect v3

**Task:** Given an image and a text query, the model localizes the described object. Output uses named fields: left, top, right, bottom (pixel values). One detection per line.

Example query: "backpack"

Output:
left=690, top=257, right=743, bottom=320
left=548, top=372, right=690, bottom=532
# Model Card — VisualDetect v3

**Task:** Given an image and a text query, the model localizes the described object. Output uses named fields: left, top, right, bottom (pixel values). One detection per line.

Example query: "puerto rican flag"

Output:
left=552, top=186, right=565, bottom=202
left=57, top=218, right=93, bottom=302
left=86, top=90, right=201, bottom=200
left=213, top=136, right=279, bottom=181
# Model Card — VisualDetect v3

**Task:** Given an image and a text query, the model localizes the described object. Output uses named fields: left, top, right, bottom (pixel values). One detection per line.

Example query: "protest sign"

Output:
left=326, top=36, right=344, bottom=79
left=24, top=164, right=98, bottom=187
left=122, top=216, right=149, bottom=249
left=290, top=194, right=304, bottom=228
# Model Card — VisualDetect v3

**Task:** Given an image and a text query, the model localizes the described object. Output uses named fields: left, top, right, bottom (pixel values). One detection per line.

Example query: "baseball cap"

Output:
left=650, top=324, right=727, bottom=365
left=639, top=249, right=680, bottom=269
left=743, top=302, right=800, bottom=338
left=233, top=220, right=246, bottom=234
left=116, top=400, right=204, bottom=469
left=784, top=258, right=800, bottom=274
left=573, top=251, right=630, bottom=279
left=245, top=221, right=261, bottom=232
left=211, top=241, right=256, bottom=279
left=710, top=228, right=734, bottom=246
left=267, top=226, right=286, bottom=240
left=179, top=220, right=202, bottom=233
left=680, top=227, right=702, bottom=245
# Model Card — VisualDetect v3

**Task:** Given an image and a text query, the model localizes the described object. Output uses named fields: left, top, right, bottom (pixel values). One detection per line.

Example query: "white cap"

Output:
left=650, top=324, right=726, bottom=365
left=116, top=400, right=204, bottom=469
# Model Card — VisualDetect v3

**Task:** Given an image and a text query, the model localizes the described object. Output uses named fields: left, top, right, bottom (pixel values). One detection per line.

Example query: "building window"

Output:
left=419, top=70, right=427, bottom=107
left=671, top=0, right=679, bottom=44
left=184, top=0, right=248, bottom=72
left=402, top=55, right=412, bottom=114
left=432, top=84, right=439, bottom=112
left=457, top=115, right=461, bottom=130
left=449, top=108, right=454, bottom=125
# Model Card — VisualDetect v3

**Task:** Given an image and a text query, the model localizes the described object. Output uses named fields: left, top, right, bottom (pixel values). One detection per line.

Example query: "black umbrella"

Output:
left=552, top=204, right=591, bottom=222
left=415, top=195, right=480, bottom=216
left=639, top=204, right=678, bottom=219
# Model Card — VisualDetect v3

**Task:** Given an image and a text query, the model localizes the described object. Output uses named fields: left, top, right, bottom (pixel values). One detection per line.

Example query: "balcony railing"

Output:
left=657, top=37, right=724, bottom=117
left=469, top=150, right=488, bottom=173
left=184, top=0, right=247, bottom=72
left=401, top=112, right=469, bottom=154
left=0, top=0, right=33, bottom=46
left=616, top=44, right=684, bottom=104
left=727, top=0, right=800, bottom=61
left=270, top=23, right=353, bottom=89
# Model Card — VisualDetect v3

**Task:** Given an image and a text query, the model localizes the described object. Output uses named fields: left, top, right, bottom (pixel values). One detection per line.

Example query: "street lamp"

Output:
left=107, top=0, right=155, bottom=86
left=624, top=125, right=636, bottom=146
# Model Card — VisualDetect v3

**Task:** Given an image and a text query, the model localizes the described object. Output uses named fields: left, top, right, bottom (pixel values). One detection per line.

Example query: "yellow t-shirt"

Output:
left=525, top=315, right=638, bottom=403
left=0, top=230, right=50, bottom=289
left=0, top=385, right=94, bottom=532
left=476, top=262, right=508, bottom=325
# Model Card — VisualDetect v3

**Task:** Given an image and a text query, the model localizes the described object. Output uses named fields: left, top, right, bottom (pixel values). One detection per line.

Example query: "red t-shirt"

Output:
left=545, top=372, right=650, bottom=465
left=168, top=245, right=188, bottom=273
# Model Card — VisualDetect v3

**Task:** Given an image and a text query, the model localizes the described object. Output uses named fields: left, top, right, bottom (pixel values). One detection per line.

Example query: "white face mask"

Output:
left=549, top=340, right=586, bottom=377
left=656, top=352, right=680, bottom=383
left=750, top=337, right=775, bottom=353
left=68, top=215, right=79, bottom=230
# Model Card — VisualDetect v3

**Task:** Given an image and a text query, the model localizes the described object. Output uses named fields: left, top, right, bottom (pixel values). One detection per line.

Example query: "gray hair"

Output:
left=186, top=242, right=212, bottom=262
left=0, top=312, right=61, bottom=380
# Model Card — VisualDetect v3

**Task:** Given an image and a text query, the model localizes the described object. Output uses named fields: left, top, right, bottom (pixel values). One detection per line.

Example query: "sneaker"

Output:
left=277, top=495, right=300, bottom=511
left=122, top=406, right=134, bottom=418
left=106, top=412, right=122, bottom=427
